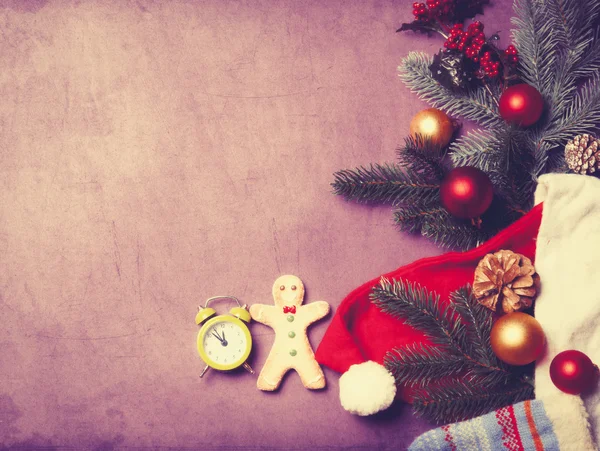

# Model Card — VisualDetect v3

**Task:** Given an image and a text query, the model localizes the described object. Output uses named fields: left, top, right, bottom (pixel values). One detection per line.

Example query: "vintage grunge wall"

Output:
left=0, top=0, right=512, bottom=449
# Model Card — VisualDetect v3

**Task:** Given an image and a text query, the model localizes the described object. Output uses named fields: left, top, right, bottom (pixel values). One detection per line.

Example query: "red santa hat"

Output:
left=315, top=202, right=543, bottom=416
left=317, top=174, right=600, bottom=451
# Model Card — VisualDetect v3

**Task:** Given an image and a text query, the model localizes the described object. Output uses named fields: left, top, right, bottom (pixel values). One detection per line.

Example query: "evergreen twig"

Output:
left=421, top=214, right=493, bottom=250
left=541, top=75, right=600, bottom=147
left=396, top=134, right=447, bottom=181
left=333, top=0, right=600, bottom=251
left=573, top=29, right=600, bottom=79
left=373, top=279, right=520, bottom=381
left=393, top=202, right=445, bottom=234
left=373, top=279, right=534, bottom=422
left=449, top=285, right=495, bottom=366
left=331, top=163, right=439, bottom=206
left=384, top=343, right=467, bottom=388
left=510, top=0, right=558, bottom=97
left=412, top=379, right=534, bottom=424
left=372, top=277, right=467, bottom=350
left=399, top=52, right=503, bottom=128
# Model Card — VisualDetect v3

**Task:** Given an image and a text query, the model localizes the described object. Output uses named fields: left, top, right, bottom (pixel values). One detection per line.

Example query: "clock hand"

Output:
left=211, top=331, right=224, bottom=343
left=221, top=331, right=228, bottom=346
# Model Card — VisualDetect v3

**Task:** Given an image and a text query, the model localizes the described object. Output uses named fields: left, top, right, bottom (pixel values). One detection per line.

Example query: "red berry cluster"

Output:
left=412, top=2, right=429, bottom=22
left=480, top=51, right=500, bottom=77
left=412, top=0, right=455, bottom=22
left=443, top=21, right=518, bottom=79
left=504, top=45, right=519, bottom=64
left=444, top=22, right=486, bottom=61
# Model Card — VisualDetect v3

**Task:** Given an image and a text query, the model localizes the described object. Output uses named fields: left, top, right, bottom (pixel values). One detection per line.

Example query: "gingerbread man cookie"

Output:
left=250, top=275, right=330, bottom=391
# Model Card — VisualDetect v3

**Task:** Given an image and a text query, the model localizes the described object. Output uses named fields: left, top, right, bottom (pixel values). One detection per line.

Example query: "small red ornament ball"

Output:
left=549, top=350, right=598, bottom=395
left=499, top=84, right=544, bottom=127
left=440, top=167, right=494, bottom=219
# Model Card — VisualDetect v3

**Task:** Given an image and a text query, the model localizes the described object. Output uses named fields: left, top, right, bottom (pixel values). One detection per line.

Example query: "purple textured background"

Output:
left=0, top=0, right=513, bottom=449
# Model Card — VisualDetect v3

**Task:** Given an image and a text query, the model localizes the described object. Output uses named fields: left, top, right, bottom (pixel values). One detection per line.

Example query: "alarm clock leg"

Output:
left=199, top=365, right=210, bottom=378
left=242, top=362, right=255, bottom=374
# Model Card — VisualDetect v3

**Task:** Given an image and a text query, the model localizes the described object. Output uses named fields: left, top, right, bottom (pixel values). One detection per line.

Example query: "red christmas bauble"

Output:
left=499, top=84, right=544, bottom=127
left=549, top=350, right=598, bottom=395
left=440, top=167, right=494, bottom=219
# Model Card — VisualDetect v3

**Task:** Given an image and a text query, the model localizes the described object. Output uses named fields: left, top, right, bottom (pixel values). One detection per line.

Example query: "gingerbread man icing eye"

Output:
left=291, top=285, right=297, bottom=291
left=280, top=285, right=285, bottom=291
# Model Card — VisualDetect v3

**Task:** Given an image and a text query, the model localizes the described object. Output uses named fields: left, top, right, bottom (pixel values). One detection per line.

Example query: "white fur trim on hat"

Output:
left=339, top=361, right=396, bottom=416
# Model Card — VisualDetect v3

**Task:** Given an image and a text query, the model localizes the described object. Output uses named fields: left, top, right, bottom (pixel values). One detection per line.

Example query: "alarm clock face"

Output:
left=197, top=316, right=252, bottom=371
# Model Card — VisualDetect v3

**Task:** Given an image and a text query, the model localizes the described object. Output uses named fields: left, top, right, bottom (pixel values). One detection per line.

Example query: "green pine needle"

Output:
left=384, top=343, right=467, bottom=388
left=397, top=134, right=448, bottom=182
left=420, top=216, right=494, bottom=250
left=332, top=0, right=600, bottom=251
left=393, top=203, right=445, bottom=234
left=449, top=286, right=497, bottom=367
left=331, top=163, right=440, bottom=206
left=399, top=52, right=502, bottom=128
left=412, top=379, right=534, bottom=424
left=372, top=278, right=466, bottom=350
left=373, top=280, right=533, bottom=422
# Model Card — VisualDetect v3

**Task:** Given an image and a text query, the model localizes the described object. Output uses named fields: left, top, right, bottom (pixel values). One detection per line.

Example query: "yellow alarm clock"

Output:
left=195, top=296, right=254, bottom=378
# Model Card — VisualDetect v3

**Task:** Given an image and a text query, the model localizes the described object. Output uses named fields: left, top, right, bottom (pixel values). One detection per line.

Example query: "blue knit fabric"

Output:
left=408, top=400, right=559, bottom=451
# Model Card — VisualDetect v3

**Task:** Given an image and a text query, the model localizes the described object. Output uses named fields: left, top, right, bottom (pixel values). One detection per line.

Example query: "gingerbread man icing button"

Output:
left=250, top=275, right=330, bottom=391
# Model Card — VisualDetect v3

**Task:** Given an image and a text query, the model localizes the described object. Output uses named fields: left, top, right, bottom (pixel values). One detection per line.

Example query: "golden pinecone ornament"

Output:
left=473, top=250, right=539, bottom=313
left=565, top=134, right=600, bottom=175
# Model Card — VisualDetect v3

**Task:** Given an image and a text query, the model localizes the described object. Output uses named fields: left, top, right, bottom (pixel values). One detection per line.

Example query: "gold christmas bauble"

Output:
left=490, top=312, right=546, bottom=366
left=409, top=108, right=454, bottom=147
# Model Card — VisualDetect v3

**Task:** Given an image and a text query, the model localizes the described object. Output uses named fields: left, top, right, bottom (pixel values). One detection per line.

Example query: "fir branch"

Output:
left=449, top=129, right=499, bottom=172
left=371, top=277, right=466, bottom=350
left=493, top=129, right=537, bottom=209
left=412, top=378, right=534, bottom=424
left=331, top=163, right=440, bottom=206
left=331, top=0, right=600, bottom=252
left=449, top=286, right=495, bottom=367
left=396, top=135, right=447, bottom=182
left=373, top=279, right=518, bottom=383
left=375, top=281, right=535, bottom=422
left=573, top=29, right=600, bottom=79
left=421, top=214, right=494, bottom=251
left=511, top=0, right=559, bottom=97
left=546, top=147, right=570, bottom=174
left=539, top=0, right=600, bottom=121
left=384, top=343, right=467, bottom=388
left=547, top=0, right=588, bottom=56
left=398, top=52, right=502, bottom=128
left=421, top=197, right=526, bottom=251
left=450, top=128, right=536, bottom=209
left=528, top=73, right=600, bottom=177
left=539, top=75, right=600, bottom=147
left=542, top=1, right=587, bottom=119
left=569, top=0, right=600, bottom=32
left=547, top=0, right=600, bottom=68
left=394, top=202, right=445, bottom=234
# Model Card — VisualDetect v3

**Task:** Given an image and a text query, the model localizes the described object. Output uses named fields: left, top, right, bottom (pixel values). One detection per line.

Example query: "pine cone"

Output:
left=565, top=134, right=600, bottom=175
left=473, top=250, right=539, bottom=313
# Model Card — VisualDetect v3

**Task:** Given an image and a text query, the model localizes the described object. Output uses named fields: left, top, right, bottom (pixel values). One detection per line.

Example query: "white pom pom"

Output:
left=339, top=361, right=396, bottom=416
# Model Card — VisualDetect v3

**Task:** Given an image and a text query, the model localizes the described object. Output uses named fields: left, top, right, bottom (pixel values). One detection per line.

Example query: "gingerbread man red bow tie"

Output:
left=283, top=305, right=296, bottom=314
